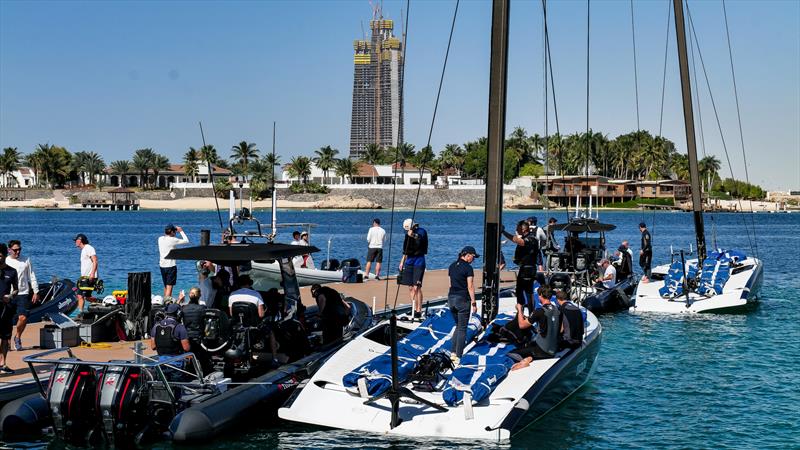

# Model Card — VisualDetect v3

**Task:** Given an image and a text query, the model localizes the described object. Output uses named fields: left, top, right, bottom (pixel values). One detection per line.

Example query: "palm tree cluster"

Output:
left=0, top=147, right=21, bottom=187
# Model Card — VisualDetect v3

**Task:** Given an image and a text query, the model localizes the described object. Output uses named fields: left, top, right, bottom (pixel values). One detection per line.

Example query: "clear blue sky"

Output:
left=1, top=0, right=797, bottom=190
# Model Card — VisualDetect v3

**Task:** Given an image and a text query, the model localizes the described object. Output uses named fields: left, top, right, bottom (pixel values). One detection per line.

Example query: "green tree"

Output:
left=395, top=143, right=416, bottom=184
left=109, top=160, right=131, bottom=187
left=152, top=154, right=170, bottom=188
left=83, top=152, right=105, bottom=188
left=71, top=151, right=89, bottom=186
left=0, top=147, right=21, bottom=187
left=335, top=158, right=360, bottom=184
left=313, top=145, right=339, bottom=184
left=361, top=143, right=384, bottom=165
left=287, top=156, right=312, bottom=184
left=699, top=155, right=721, bottom=193
left=230, top=141, right=259, bottom=179
left=41, top=145, right=72, bottom=188
left=25, top=146, right=48, bottom=187
left=183, top=148, right=200, bottom=182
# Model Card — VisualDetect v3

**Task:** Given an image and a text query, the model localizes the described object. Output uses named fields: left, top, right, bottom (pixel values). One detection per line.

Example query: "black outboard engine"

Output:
left=320, top=258, right=340, bottom=271
left=47, top=361, right=97, bottom=446
left=224, top=302, right=268, bottom=377
left=549, top=273, right=572, bottom=292
left=95, top=363, right=150, bottom=446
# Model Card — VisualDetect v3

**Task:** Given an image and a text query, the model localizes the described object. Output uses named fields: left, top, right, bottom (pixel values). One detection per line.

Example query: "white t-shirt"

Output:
left=158, top=231, right=189, bottom=268
left=228, top=287, right=264, bottom=308
left=602, top=265, right=617, bottom=289
left=5, top=256, right=38, bottom=295
left=80, top=244, right=98, bottom=278
left=367, top=226, right=386, bottom=249
left=199, top=276, right=215, bottom=306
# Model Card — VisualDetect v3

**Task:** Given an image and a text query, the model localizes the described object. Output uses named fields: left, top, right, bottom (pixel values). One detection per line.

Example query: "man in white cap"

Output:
left=398, top=218, right=428, bottom=319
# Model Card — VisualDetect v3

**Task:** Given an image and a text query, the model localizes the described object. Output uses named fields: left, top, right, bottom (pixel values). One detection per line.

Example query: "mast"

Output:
left=481, top=0, right=510, bottom=324
left=271, top=121, right=278, bottom=239
left=673, top=0, right=706, bottom=261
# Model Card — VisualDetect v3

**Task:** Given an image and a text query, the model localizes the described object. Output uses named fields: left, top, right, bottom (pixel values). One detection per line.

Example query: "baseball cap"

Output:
left=73, top=233, right=88, bottom=242
left=300, top=231, right=309, bottom=237
left=639, top=222, right=647, bottom=228
left=597, top=258, right=609, bottom=266
left=165, top=223, right=177, bottom=233
left=403, top=218, right=413, bottom=230
left=527, top=216, right=538, bottom=225
left=460, top=246, right=480, bottom=258
left=165, top=304, right=181, bottom=315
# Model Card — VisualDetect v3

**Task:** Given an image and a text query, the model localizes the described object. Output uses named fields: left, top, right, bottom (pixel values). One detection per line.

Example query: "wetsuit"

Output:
left=558, top=301, right=585, bottom=351
left=316, top=286, right=349, bottom=344
left=507, top=230, right=538, bottom=310
left=640, top=229, right=652, bottom=278
left=182, top=302, right=210, bottom=374
left=513, top=302, right=560, bottom=360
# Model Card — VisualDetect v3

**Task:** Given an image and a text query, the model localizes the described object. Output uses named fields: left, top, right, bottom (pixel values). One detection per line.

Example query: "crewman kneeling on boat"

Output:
left=150, top=304, right=191, bottom=372
left=509, top=287, right=561, bottom=370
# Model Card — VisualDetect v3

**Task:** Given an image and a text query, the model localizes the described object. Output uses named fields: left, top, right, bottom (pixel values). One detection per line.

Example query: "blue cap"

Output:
left=639, top=222, right=647, bottom=228
left=527, top=216, right=538, bottom=225
left=460, top=246, right=480, bottom=258
left=165, top=304, right=181, bottom=315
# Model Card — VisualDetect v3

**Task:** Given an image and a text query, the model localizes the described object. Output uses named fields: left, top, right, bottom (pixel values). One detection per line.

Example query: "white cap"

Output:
left=403, top=218, right=413, bottom=230
left=102, top=295, right=118, bottom=306
left=151, top=294, right=164, bottom=306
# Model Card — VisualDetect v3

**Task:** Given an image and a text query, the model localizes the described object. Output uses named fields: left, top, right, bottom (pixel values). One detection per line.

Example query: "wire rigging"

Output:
left=657, top=0, right=671, bottom=138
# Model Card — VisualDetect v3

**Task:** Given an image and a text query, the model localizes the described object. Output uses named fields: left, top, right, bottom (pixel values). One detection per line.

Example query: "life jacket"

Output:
left=402, top=228, right=428, bottom=257
left=532, top=303, right=560, bottom=356
left=154, top=318, right=182, bottom=355
left=182, top=303, right=206, bottom=340
left=513, top=232, right=539, bottom=268
left=559, top=301, right=584, bottom=350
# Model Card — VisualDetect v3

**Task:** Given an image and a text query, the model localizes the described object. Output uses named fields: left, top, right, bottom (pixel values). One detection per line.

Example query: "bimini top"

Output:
left=167, top=243, right=320, bottom=264
left=551, top=218, right=616, bottom=233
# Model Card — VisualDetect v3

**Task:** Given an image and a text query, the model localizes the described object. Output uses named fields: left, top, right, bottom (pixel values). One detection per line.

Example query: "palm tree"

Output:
left=183, top=148, right=200, bottom=182
left=25, top=147, right=47, bottom=187
left=41, top=146, right=72, bottom=188
left=151, top=154, right=170, bottom=188
left=109, top=160, right=131, bottom=187
left=313, top=145, right=339, bottom=184
left=287, top=156, right=312, bottom=184
left=132, top=148, right=154, bottom=188
left=360, top=143, right=384, bottom=165
left=335, top=158, right=360, bottom=184
left=71, top=151, right=89, bottom=185
left=0, top=147, right=21, bottom=187
left=199, top=145, right=218, bottom=165
left=395, top=142, right=416, bottom=184
left=699, top=155, right=721, bottom=193
left=230, top=141, right=258, bottom=179
left=84, top=152, right=105, bottom=187
left=440, top=143, right=465, bottom=176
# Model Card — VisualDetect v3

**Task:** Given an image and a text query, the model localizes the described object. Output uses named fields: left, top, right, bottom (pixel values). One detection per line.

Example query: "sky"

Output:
left=1, top=0, right=798, bottom=190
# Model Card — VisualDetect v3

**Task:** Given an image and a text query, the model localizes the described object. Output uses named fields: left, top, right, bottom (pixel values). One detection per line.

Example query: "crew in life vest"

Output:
left=150, top=303, right=190, bottom=357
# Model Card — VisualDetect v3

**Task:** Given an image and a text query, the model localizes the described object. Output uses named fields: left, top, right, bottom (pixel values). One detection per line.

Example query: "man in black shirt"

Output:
left=509, top=288, right=561, bottom=370
left=311, top=284, right=351, bottom=344
left=503, top=220, right=539, bottom=317
left=554, top=289, right=584, bottom=351
left=639, top=222, right=652, bottom=282
left=447, top=246, right=478, bottom=362
left=0, top=244, right=19, bottom=375
left=181, top=287, right=210, bottom=374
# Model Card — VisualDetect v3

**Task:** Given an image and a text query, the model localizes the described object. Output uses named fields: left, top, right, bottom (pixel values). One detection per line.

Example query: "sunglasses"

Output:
left=10, top=248, right=21, bottom=252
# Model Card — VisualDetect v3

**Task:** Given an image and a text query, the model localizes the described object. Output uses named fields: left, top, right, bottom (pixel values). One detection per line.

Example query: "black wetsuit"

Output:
left=558, top=301, right=584, bottom=351
left=316, top=286, right=349, bottom=344
left=509, top=231, right=538, bottom=310
left=514, top=302, right=560, bottom=359
left=618, top=247, right=633, bottom=280
left=640, top=229, right=652, bottom=277
left=182, top=302, right=211, bottom=374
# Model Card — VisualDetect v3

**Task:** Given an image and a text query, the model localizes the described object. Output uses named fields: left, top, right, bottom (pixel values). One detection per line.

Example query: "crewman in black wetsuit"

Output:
left=181, top=287, right=210, bottom=374
left=554, top=290, right=584, bottom=351
left=311, top=284, right=351, bottom=344
left=639, top=222, right=653, bottom=282
left=503, top=220, right=539, bottom=317
left=508, top=289, right=561, bottom=371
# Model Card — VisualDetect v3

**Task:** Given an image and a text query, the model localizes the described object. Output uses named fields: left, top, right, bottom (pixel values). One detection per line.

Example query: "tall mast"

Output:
left=481, top=0, right=510, bottom=324
left=673, top=0, right=706, bottom=261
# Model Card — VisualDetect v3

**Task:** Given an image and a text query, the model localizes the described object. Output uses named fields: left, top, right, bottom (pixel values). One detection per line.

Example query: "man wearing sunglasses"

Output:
left=5, top=240, right=38, bottom=351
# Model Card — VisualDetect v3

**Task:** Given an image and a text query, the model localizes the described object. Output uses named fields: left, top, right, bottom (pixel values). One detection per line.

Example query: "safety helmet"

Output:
left=102, top=295, right=118, bottom=306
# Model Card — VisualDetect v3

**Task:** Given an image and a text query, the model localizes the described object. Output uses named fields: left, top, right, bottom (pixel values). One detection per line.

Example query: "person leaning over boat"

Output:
left=399, top=218, right=428, bottom=320
left=158, top=224, right=189, bottom=299
left=502, top=220, right=539, bottom=317
left=554, top=290, right=584, bottom=351
left=509, top=287, right=561, bottom=371
left=6, top=240, right=38, bottom=351
left=594, top=259, right=617, bottom=291
left=639, top=222, right=652, bottom=282
left=0, top=244, right=19, bottom=375
left=74, top=233, right=98, bottom=315
left=228, top=275, right=265, bottom=319
left=180, top=287, right=211, bottom=374
left=311, top=284, right=351, bottom=345
left=364, top=218, right=386, bottom=280
left=447, top=246, right=479, bottom=363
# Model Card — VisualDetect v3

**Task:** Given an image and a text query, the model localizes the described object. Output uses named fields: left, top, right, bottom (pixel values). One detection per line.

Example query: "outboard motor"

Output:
left=47, top=361, right=97, bottom=446
left=320, top=258, right=340, bottom=271
left=549, top=273, right=572, bottom=292
left=95, top=363, right=150, bottom=446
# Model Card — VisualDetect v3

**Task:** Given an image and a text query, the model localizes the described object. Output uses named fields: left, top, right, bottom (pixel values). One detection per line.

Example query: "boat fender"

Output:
left=0, top=393, right=50, bottom=439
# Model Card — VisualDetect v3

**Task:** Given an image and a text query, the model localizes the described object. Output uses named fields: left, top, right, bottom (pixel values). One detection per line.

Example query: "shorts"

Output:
left=15, top=294, right=33, bottom=317
left=161, top=266, right=178, bottom=286
left=399, top=264, right=425, bottom=287
left=366, top=248, right=383, bottom=263
left=0, top=302, right=14, bottom=340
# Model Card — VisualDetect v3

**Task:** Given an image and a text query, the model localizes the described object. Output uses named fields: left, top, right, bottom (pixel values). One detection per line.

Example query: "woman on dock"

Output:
left=447, top=246, right=479, bottom=364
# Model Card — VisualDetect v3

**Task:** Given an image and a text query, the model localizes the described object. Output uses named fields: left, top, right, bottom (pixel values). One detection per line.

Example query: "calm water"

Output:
left=1, top=208, right=798, bottom=449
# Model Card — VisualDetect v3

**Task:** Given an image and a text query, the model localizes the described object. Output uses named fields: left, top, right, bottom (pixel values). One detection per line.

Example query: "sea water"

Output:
left=1, top=208, right=797, bottom=448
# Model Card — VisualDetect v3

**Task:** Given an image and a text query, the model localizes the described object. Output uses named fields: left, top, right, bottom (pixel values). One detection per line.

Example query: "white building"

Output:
left=281, top=162, right=431, bottom=186
left=0, top=167, right=37, bottom=188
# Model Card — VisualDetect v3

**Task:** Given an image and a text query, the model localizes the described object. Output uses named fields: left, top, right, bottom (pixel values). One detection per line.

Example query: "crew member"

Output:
left=74, top=233, right=98, bottom=314
left=554, top=290, right=584, bottom=351
left=545, top=217, right=560, bottom=252
left=181, top=287, right=210, bottom=374
left=158, top=224, right=189, bottom=299
left=526, top=217, right=547, bottom=270
left=228, top=274, right=265, bottom=318
left=503, top=220, right=539, bottom=317
left=398, top=218, right=428, bottom=320
left=447, top=246, right=478, bottom=362
left=510, top=289, right=561, bottom=371
left=364, top=218, right=386, bottom=280
left=0, top=244, right=18, bottom=375
left=311, top=284, right=351, bottom=344
left=615, top=241, right=634, bottom=279
left=198, top=260, right=216, bottom=306
left=299, top=231, right=315, bottom=269
left=594, top=259, right=617, bottom=290
left=639, top=222, right=652, bottom=282
left=6, top=240, right=38, bottom=351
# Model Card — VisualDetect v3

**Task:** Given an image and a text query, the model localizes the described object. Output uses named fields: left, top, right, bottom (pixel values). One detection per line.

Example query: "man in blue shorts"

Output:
left=399, top=218, right=428, bottom=320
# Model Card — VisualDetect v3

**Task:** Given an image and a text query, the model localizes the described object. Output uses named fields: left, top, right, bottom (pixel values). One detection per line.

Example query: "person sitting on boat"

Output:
left=290, top=231, right=303, bottom=268
left=180, top=287, right=211, bottom=374
left=594, top=259, right=617, bottom=291
left=554, top=289, right=584, bottom=351
left=502, top=220, right=539, bottom=317
left=228, top=275, right=265, bottom=319
left=447, top=246, right=479, bottom=363
left=264, top=290, right=309, bottom=363
left=150, top=303, right=191, bottom=361
left=311, top=284, right=351, bottom=345
left=509, top=288, right=561, bottom=370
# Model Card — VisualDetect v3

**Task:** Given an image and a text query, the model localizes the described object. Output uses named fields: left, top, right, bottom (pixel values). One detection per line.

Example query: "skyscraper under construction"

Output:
left=349, top=9, right=404, bottom=159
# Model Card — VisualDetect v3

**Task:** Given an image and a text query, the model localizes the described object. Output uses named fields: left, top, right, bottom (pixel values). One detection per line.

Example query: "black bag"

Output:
left=409, top=352, right=454, bottom=392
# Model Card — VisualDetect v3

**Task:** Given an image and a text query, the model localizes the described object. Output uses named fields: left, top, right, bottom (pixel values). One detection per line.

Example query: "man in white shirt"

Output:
left=299, top=231, right=315, bottom=269
left=595, top=259, right=617, bottom=290
left=228, top=275, right=265, bottom=318
left=158, top=224, right=189, bottom=299
left=290, top=230, right=303, bottom=268
left=364, top=218, right=386, bottom=280
left=74, top=233, right=98, bottom=314
left=5, top=240, right=38, bottom=351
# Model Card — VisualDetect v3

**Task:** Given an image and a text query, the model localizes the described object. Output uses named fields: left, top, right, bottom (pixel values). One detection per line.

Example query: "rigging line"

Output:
left=688, top=31, right=707, bottom=159
left=630, top=0, right=645, bottom=226
left=384, top=0, right=411, bottom=313
left=542, top=0, right=567, bottom=221
left=657, top=0, right=671, bottom=138
left=722, top=0, right=759, bottom=258
left=543, top=0, right=549, bottom=207
left=199, top=121, right=224, bottom=233
left=684, top=2, right=755, bottom=255
left=585, top=0, right=590, bottom=204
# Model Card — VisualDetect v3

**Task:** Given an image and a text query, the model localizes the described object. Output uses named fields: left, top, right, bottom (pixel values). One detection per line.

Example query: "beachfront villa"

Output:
left=102, top=163, right=232, bottom=188
left=280, top=162, right=432, bottom=185
left=523, top=175, right=692, bottom=206
left=0, top=167, right=37, bottom=188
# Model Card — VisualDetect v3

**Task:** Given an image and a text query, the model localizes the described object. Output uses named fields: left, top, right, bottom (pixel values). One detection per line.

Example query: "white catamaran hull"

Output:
left=251, top=261, right=373, bottom=289
left=278, top=297, right=602, bottom=442
left=630, top=257, right=763, bottom=314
